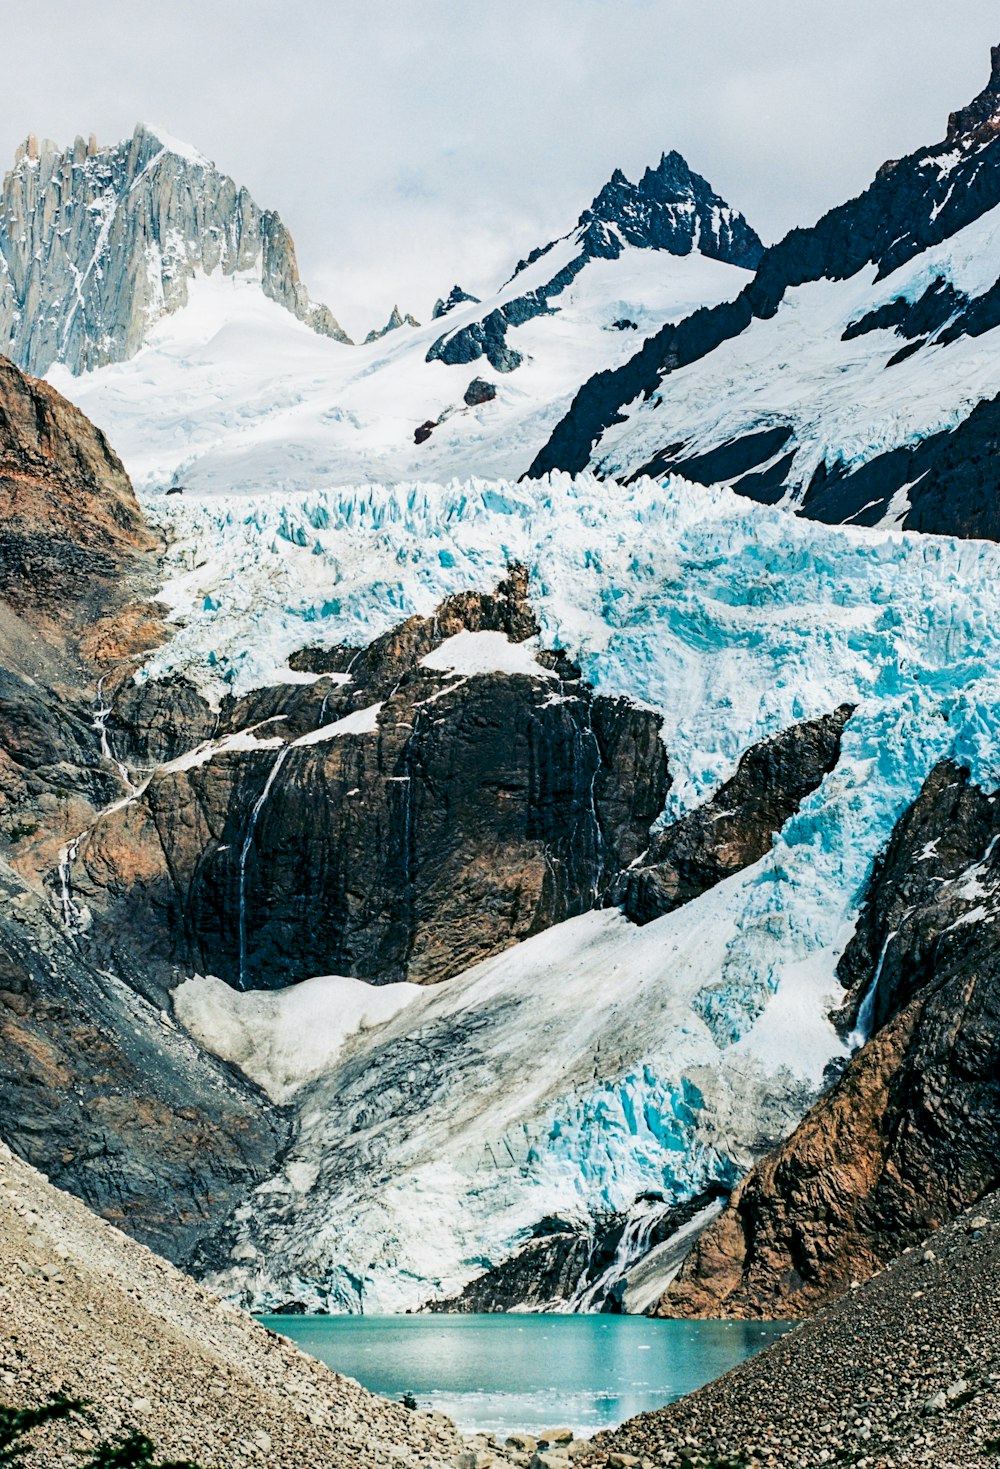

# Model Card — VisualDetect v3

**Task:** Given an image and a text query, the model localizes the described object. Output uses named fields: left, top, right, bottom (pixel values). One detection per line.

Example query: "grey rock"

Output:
left=364, top=303, right=420, bottom=343
left=0, top=124, right=352, bottom=375
left=433, top=285, right=480, bottom=319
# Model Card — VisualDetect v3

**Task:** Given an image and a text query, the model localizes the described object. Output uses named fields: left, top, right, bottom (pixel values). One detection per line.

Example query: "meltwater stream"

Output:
left=260, top=1314, right=792, bottom=1439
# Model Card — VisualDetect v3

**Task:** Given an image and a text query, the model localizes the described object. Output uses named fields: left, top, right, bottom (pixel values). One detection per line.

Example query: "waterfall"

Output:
left=57, top=836, right=85, bottom=933
left=565, top=1198, right=670, bottom=1313
left=237, top=744, right=292, bottom=988
left=848, top=928, right=898, bottom=1049
left=92, top=676, right=138, bottom=793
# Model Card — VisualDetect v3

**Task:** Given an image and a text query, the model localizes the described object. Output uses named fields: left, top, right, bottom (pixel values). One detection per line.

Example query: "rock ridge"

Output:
left=0, top=124, right=352, bottom=375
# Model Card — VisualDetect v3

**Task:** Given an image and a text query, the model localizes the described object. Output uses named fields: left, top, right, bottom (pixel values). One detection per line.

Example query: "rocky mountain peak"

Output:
left=0, top=125, right=353, bottom=375
left=432, top=284, right=480, bottom=319
left=946, top=43, right=1000, bottom=147
left=578, top=149, right=764, bottom=269
left=363, top=303, right=421, bottom=343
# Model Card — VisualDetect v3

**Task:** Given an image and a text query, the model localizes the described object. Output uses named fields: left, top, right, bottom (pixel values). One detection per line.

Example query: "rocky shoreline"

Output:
left=0, top=1142, right=501, bottom=1469
left=580, top=1195, right=1000, bottom=1469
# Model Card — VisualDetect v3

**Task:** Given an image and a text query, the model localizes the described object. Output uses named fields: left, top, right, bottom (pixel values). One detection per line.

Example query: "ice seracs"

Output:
left=162, top=472, right=1000, bottom=1312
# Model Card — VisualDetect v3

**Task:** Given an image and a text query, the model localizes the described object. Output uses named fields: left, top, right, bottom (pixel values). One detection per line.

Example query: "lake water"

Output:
left=259, top=1313, right=792, bottom=1439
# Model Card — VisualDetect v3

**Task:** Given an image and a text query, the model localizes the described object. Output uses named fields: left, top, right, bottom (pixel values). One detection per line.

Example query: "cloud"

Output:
left=1, top=0, right=997, bottom=336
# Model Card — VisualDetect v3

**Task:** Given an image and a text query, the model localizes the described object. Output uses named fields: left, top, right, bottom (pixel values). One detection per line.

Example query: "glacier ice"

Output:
left=51, top=249, right=746, bottom=495
left=160, top=473, right=1000, bottom=1312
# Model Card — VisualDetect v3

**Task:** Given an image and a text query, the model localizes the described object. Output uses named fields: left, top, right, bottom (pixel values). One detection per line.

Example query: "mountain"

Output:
left=425, top=150, right=762, bottom=373
left=528, top=48, right=1000, bottom=541
left=7, top=322, right=1000, bottom=1322
left=0, top=355, right=285, bottom=1262
left=364, top=303, right=421, bottom=343
left=48, top=146, right=761, bottom=493
left=0, top=124, right=351, bottom=376
left=8, top=54, right=1000, bottom=1339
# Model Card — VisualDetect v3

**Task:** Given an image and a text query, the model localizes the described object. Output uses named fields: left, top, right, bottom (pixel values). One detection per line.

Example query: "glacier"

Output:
left=153, top=474, right=1000, bottom=1312
left=50, top=249, right=746, bottom=496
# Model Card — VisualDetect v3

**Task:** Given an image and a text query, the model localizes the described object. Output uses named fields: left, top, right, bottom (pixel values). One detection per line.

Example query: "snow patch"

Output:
left=420, top=630, right=556, bottom=680
left=292, top=702, right=383, bottom=746
left=173, top=972, right=421, bottom=1103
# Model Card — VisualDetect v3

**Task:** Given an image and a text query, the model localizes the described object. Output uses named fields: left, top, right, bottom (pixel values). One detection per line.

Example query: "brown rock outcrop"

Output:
left=65, top=568, right=670, bottom=990
left=617, top=704, right=853, bottom=924
left=656, top=759, right=1000, bottom=1318
left=0, top=354, right=156, bottom=636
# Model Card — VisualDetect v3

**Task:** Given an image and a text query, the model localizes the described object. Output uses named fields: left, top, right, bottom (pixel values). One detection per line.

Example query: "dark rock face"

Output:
left=426, top=1217, right=595, bottom=1314
left=432, top=285, right=480, bottom=319
left=575, top=151, right=763, bottom=269
left=0, top=361, right=285, bottom=1264
left=946, top=42, right=1000, bottom=146
left=526, top=49, right=1000, bottom=542
left=427, top=1187, right=729, bottom=1314
left=71, top=568, right=669, bottom=990
left=617, top=706, right=853, bottom=925
left=628, top=425, right=795, bottom=496
left=798, top=390, right=1000, bottom=539
left=0, top=860, right=285, bottom=1263
left=463, top=377, right=497, bottom=407
left=656, top=759, right=1000, bottom=1318
left=427, top=151, right=760, bottom=375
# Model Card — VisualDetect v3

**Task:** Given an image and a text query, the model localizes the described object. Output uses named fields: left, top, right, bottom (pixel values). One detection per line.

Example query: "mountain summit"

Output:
left=428, top=148, right=761, bottom=373
left=0, top=123, right=352, bottom=375
left=577, top=149, right=764, bottom=268
left=946, top=42, right=1000, bottom=146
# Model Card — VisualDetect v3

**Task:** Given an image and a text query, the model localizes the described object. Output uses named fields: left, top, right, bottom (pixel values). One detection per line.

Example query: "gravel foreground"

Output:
left=582, top=1193, right=1000, bottom=1469
left=0, top=1142, right=511, bottom=1469
left=6, top=1130, right=1000, bottom=1469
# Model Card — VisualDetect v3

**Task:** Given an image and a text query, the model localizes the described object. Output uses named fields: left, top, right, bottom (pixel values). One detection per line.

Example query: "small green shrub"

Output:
left=6, top=823, right=38, bottom=845
left=0, top=1400, right=201, bottom=1469
left=0, top=1397, right=82, bottom=1466
left=82, top=1429, right=201, bottom=1469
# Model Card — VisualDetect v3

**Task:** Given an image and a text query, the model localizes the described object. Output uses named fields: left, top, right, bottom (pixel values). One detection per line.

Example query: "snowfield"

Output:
left=592, top=201, right=1000, bottom=501
left=49, top=248, right=746, bottom=496
left=153, top=474, right=1000, bottom=1311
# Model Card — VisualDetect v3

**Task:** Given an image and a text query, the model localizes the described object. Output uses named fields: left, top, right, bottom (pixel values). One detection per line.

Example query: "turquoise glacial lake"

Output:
left=259, top=1313, right=792, bottom=1439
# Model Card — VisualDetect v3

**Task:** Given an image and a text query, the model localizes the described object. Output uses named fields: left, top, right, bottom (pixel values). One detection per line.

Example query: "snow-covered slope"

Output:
left=146, top=473, right=1000, bottom=1311
left=0, top=125, right=349, bottom=376
left=53, top=251, right=744, bottom=493
left=530, top=47, right=1000, bottom=542
left=48, top=151, right=757, bottom=491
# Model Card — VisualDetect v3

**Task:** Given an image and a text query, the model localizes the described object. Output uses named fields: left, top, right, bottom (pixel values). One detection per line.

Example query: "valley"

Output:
left=3, top=27, right=1000, bottom=1469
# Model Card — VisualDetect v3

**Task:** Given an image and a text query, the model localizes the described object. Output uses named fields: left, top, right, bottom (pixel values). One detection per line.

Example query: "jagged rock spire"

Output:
left=0, top=126, right=353, bottom=375
left=364, top=304, right=420, bottom=344
left=947, top=43, right=1000, bottom=147
left=577, top=148, right=763, bottom=269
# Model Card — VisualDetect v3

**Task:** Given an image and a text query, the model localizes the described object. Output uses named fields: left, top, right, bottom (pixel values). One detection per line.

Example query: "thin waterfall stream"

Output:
left=237, top=743, right=293, bottom=988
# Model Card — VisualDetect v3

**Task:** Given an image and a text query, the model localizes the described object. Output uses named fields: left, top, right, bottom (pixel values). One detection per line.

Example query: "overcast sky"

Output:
left=4, top=1, right=998, bottom=338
